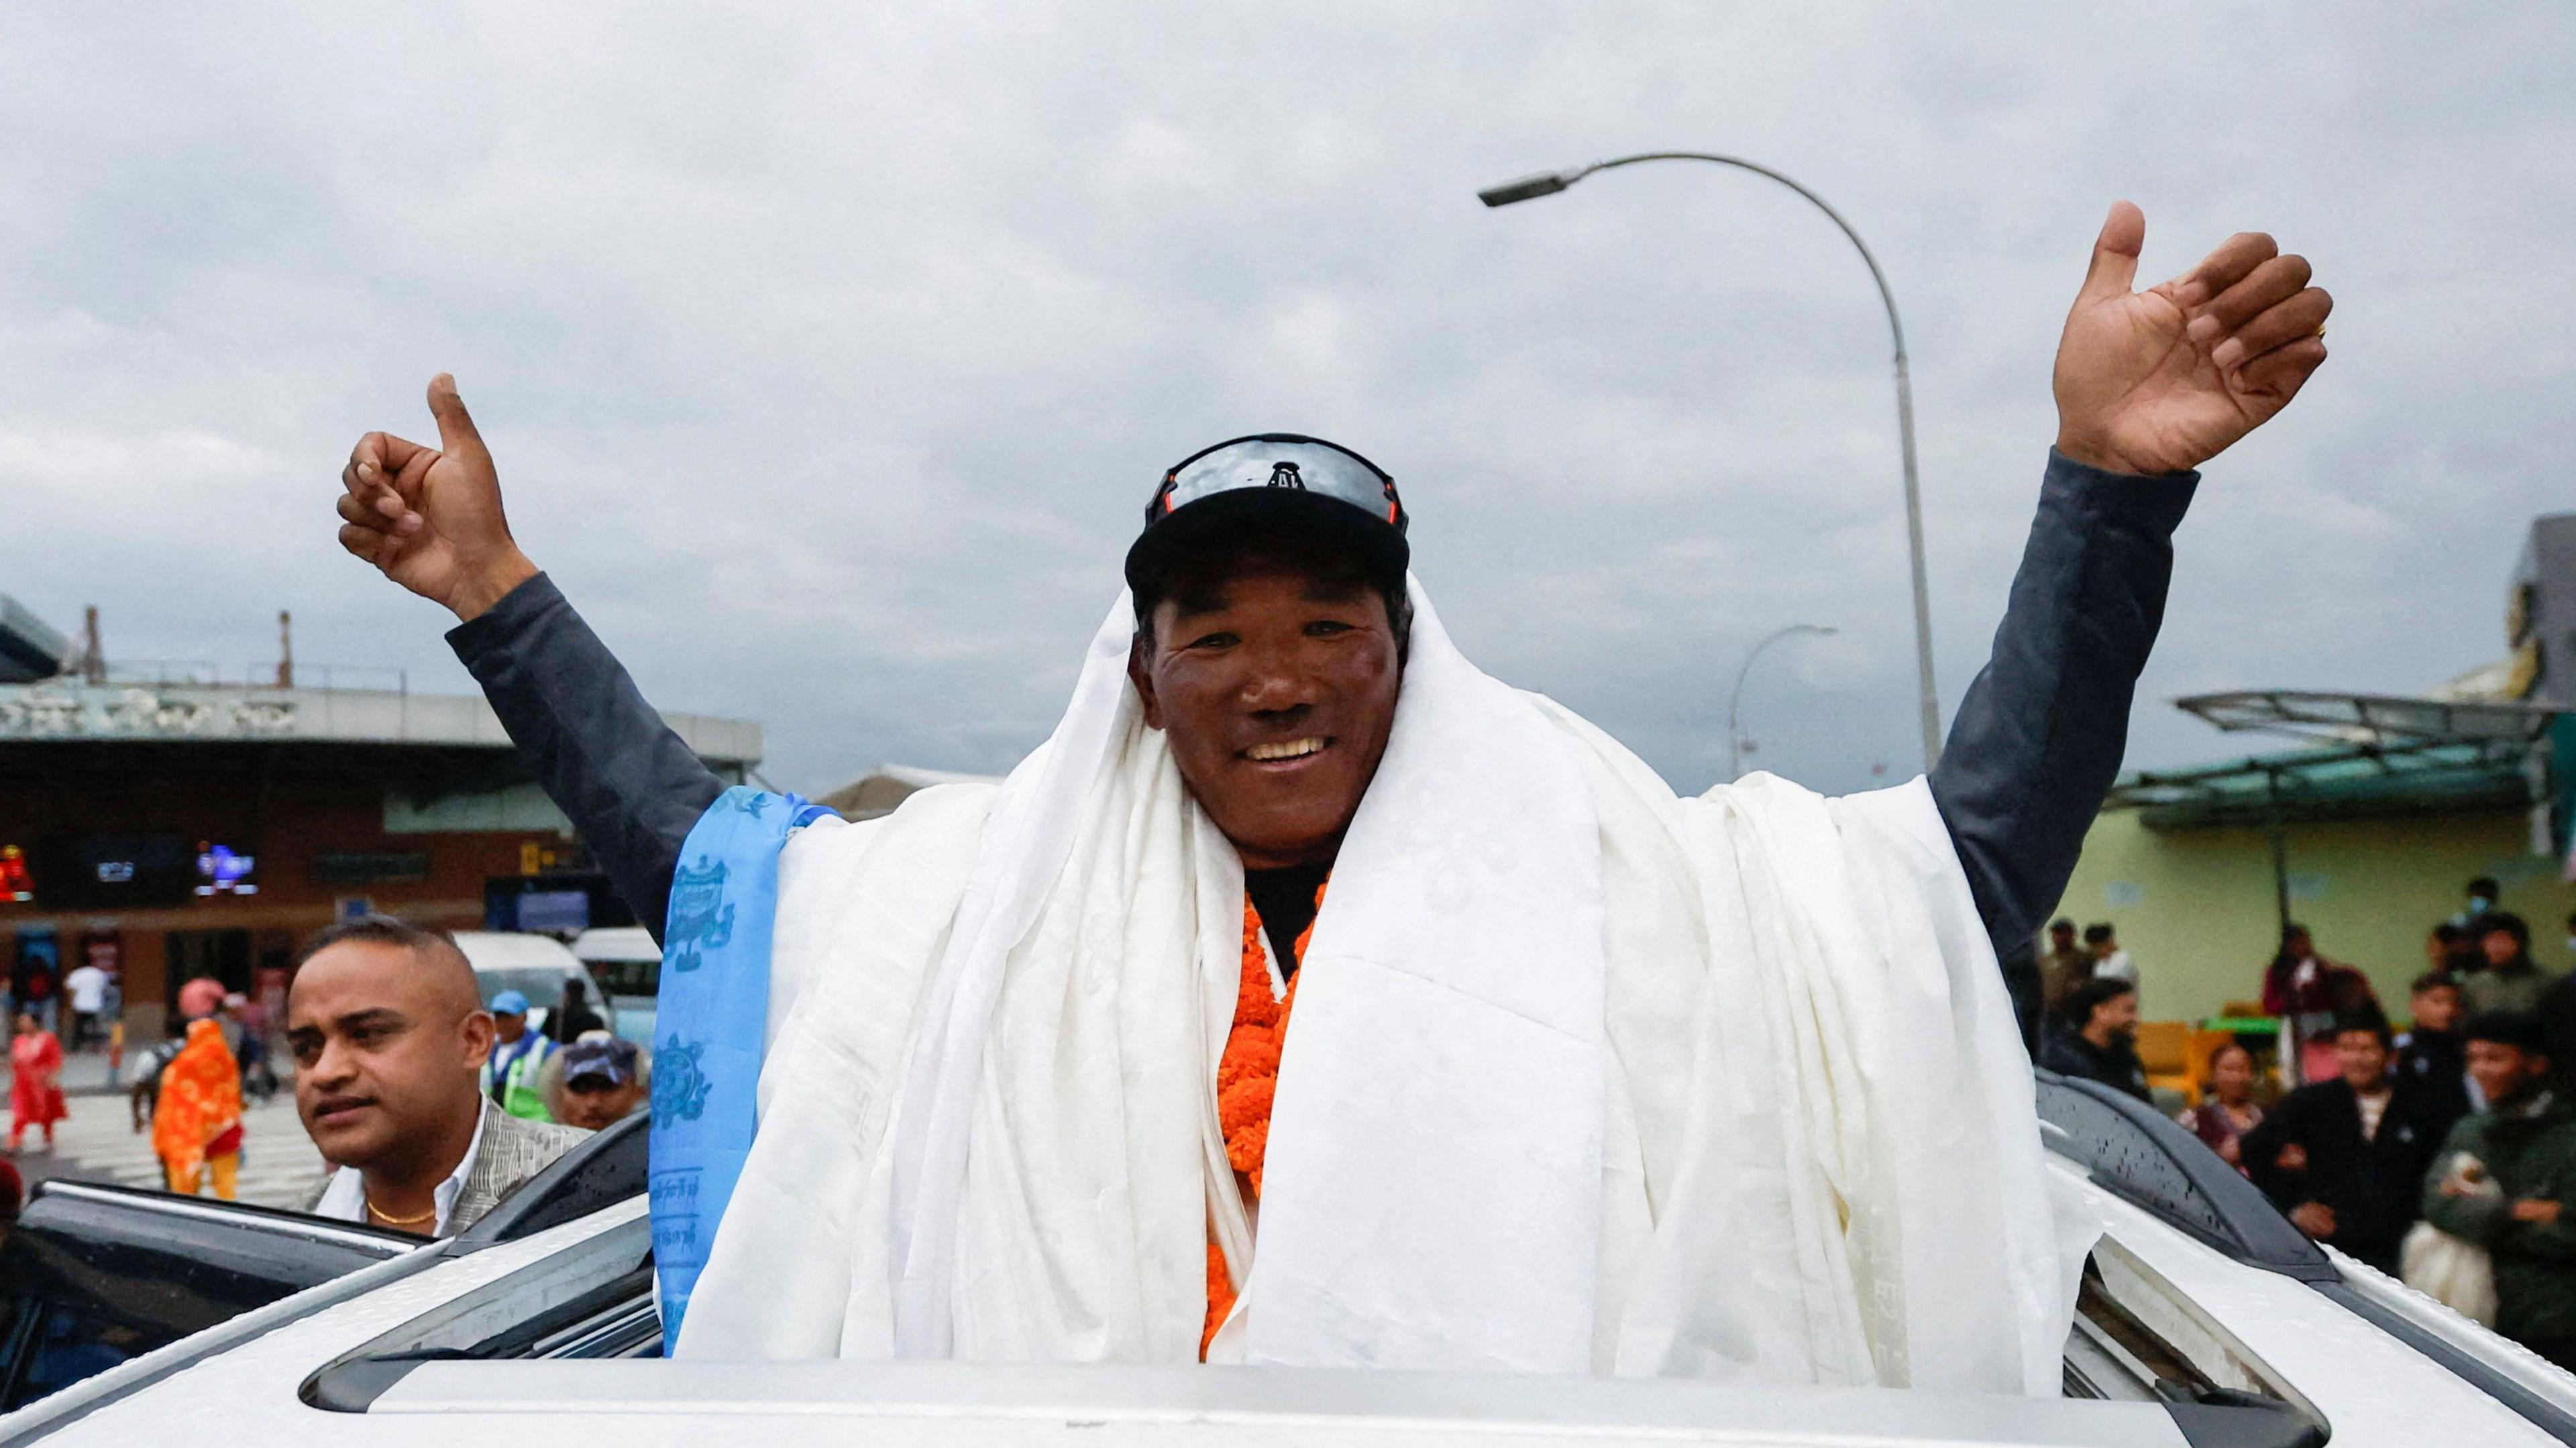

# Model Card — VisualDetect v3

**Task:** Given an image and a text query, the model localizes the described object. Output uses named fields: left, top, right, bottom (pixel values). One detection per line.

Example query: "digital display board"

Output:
left=29, top=834, right=197, bottom=910
left=511, top=889, right=592, bottom=936
left=196, top=842, right=258, bottom=895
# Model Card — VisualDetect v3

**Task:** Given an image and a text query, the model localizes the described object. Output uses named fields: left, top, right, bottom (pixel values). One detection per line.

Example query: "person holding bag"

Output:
left=2418, top=1012, right=2576, bottom=1366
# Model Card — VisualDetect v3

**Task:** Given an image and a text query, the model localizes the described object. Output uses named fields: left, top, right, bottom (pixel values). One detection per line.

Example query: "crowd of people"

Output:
left=2034, top=877, right=2576, bottom=1370
left=5, top=918, right=647, bottom=1235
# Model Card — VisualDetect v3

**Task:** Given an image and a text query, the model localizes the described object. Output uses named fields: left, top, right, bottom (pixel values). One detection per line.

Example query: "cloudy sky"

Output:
left=5, top=3, right=2570, bottom=796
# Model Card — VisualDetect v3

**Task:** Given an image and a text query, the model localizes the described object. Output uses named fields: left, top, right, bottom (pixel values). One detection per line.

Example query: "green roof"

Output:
left=2104, top=738, right=2532, bottom=830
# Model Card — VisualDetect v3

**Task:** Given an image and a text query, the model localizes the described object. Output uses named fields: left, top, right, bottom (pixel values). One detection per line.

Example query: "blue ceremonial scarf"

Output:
left=649, top=785, right=832, bottom=1342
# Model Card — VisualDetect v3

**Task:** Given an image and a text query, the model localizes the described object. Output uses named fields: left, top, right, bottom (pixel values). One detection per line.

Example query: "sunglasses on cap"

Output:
left=1146, top=434, right=1405, bottom=533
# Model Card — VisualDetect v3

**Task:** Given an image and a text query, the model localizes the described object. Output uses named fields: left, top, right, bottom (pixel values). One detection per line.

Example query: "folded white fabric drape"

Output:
left=678, top=579, right=2074, bottom=1394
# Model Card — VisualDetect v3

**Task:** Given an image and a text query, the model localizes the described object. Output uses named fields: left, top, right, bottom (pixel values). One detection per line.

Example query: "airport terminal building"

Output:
left=1, top=600, right=757, bottom=1040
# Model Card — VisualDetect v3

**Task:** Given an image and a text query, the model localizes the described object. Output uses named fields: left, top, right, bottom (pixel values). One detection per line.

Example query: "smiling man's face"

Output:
left=286, top=939, right=492, bottom=1174
left=1129, top=559, right=1403, bottom=870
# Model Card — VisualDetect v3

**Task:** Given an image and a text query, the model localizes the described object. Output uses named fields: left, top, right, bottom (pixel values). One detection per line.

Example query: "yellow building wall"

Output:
left=2053, top=807, right=2576, bottom=1024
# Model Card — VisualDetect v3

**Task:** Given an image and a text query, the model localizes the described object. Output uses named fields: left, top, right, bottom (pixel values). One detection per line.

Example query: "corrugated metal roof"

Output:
left=2176, top=689, right=2559, bottom=747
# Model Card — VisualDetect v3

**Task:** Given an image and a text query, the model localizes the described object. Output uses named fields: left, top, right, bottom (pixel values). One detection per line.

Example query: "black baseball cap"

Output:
left=1124, top=434, right=1408, bottom=601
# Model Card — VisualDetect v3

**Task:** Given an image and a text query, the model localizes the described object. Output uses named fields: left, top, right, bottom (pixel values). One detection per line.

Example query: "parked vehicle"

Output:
left=7, top=1078, right=2576, bottom=1445
left=449, top=932, right=626, bottom=1042
left=570, top=926, right=661, bottom=1044
left=0, top=1184, right=412, bottom=1411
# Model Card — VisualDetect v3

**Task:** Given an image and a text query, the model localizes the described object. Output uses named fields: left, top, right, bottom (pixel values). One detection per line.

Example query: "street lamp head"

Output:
left=1477, top=170, right=1580, bottom=207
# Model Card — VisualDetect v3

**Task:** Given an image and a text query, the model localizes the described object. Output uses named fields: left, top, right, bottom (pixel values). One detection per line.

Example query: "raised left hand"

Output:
left=2052, top=201, right=2331, bottom=476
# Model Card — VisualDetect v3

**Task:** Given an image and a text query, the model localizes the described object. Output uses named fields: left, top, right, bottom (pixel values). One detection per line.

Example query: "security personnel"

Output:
left=478, top=989, right=555, bottom=1121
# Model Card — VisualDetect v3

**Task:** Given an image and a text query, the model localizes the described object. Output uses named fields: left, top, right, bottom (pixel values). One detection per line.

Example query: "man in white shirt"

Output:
left=61, top=959, right=111, bottom=1052
left=2084, top=922, right=2137, bottom=986
left=286, top=917, right=587, bottom=1236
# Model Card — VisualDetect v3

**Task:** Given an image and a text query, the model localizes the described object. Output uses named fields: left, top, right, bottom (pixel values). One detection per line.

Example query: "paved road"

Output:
left=7, top=1053, right=325, bottom=1210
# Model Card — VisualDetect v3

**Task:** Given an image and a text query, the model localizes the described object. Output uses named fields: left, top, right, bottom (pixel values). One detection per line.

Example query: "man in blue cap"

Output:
left=329, top=202, right=2332, bottom=1381
left=480, top=989, right=555, bottom=1122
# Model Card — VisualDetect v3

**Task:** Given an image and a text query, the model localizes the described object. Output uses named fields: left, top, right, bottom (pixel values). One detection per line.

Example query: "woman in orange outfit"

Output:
left=152, top=1017, right=244, bottom=1199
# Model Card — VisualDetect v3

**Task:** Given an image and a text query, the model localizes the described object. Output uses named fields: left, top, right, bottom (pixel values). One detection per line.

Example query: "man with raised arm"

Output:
left=334, top=203, right=2328, bottom=1388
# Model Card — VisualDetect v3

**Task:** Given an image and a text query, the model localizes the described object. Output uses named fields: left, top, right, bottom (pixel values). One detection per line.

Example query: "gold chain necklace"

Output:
left=364, top=1194, right=437, bottom=1228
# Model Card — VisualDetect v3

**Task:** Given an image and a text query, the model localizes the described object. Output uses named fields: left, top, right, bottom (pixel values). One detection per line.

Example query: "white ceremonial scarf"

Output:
left=676, top=579, right=2078, bottom=1394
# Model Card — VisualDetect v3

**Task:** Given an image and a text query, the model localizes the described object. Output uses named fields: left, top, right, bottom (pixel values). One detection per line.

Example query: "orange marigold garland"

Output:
left=1202, top=879, right=1326, bottom=1358
left=1204, top=1243, right=1235, bottom=1356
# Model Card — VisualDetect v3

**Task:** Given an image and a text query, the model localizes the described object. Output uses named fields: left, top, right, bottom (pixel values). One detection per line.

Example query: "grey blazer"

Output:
left=303, top=1099, right=591, bottom=1235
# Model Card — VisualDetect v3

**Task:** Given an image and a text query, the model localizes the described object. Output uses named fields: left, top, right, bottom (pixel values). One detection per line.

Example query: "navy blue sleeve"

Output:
left=1932, top=449, right=2198, bottom=1024
left=445, top=573, right=727, bottom=939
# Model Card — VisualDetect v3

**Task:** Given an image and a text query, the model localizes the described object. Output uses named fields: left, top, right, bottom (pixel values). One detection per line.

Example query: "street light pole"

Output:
left=1727, top=623, right=1837, bottom=780
left=1481, top=152, right=1942, bottom=773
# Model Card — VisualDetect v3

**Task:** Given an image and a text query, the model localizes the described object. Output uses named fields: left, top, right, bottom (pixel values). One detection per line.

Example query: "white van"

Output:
left=448, top=931, right=616, bottom=1042
left=569, top=926, right=660, bottom=1044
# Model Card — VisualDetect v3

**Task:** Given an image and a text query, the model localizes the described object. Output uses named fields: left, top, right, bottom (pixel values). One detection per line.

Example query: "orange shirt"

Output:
left=1203, top=879, right=1326, bottom=1357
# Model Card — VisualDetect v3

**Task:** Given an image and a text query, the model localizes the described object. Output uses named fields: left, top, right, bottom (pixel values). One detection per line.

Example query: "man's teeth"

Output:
left=1246, top=737, right=1327, bottom=762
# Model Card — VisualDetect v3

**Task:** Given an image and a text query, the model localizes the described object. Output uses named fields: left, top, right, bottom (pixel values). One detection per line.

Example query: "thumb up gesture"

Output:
left=2052, top=202, right=2331, bottom=477
left=336, top=375, right=538, bottom=621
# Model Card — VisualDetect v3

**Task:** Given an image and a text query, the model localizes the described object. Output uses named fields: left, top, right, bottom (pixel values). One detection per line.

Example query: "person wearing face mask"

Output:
left=331, top=204, right=2333, bottom=1384
left=2453, top=876, right=2503, bottom=930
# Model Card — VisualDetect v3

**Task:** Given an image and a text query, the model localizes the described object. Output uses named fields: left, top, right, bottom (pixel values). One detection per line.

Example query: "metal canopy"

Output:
left=2176, top=689, right=2561, bottom=748
left=2104, top=736, right=2534, bottom=830
left=2110, top=689, right=2565, bottom=830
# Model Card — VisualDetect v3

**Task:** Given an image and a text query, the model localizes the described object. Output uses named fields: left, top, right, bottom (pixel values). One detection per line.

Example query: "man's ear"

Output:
left=1128, top=633, right=1165, bottom=731
left=461, top=1009, right=497, bottom=1072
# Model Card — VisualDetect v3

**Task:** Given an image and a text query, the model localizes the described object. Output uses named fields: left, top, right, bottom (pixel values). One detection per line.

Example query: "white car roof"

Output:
left=16, top=1174, right=2561, bottom=1448
left=449, top=931, right=585, bottom=972
left=17, top=1190, right=2195, bottom=1448
left=15, top=1077, right=2576, bottom=1447
left=570, top=926, right=660, bottom=964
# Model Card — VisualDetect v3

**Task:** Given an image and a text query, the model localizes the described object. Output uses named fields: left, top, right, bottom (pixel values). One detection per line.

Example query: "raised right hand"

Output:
left=337, top=374, right=537, bottom=621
